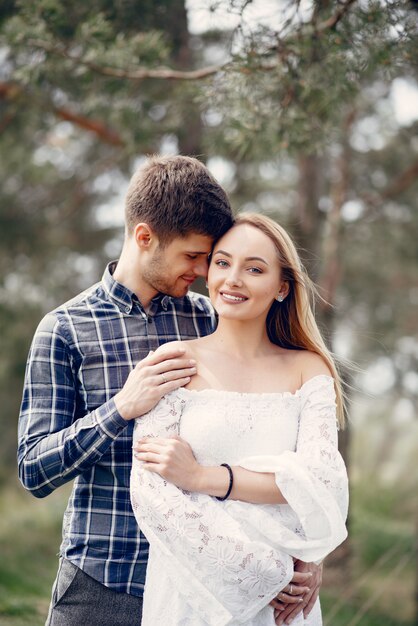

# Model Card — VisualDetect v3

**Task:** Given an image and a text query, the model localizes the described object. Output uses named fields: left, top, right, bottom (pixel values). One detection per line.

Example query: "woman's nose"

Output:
left=225, top=274, right=243, bottom=287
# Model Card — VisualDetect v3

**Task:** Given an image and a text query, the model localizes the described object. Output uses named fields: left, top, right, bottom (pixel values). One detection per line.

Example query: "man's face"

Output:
left=142, top=232, right=213, bottom=298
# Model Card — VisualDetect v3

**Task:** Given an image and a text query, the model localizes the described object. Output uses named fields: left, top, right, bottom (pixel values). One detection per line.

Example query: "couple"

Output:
left=18, top=155, right=348, bottom=626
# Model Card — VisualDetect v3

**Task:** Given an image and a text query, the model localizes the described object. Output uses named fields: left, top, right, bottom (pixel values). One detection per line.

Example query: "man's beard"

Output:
left=142, top=247, right=190, bottom=298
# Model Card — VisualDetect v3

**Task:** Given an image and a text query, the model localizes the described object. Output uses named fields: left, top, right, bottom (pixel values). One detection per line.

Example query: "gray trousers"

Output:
left=46, top=558, right=143, bottom=626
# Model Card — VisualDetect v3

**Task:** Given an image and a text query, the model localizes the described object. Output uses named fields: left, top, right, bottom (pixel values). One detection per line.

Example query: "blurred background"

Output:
left=0, top=1, right=417, bottom=624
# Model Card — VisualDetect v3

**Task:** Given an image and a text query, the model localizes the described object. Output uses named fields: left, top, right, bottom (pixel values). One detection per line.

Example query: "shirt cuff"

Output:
left=93, top=398, right=130, bottom=438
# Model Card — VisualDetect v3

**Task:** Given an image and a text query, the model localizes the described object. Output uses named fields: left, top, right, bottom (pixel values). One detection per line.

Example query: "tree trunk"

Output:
left=415, top=513, right=418, bottom=626
left=297, top=111, right=355, bottom=573
left=295, top=154, right=324, bottom=280
left=167, top=0, right=204, bottom=157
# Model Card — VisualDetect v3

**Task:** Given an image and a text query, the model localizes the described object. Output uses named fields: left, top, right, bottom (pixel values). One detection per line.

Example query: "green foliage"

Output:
left=354, top=513, right=412, bottom=568
left=0, top=5, right=417, bottom=620
left=0, top=478, right=415, bottom=625
left=0, top=482, right=70, bottom=625
left=201, top=2, right=418, bottom=157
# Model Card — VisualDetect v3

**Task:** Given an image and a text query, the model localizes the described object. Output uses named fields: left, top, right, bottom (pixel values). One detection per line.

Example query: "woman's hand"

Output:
left=134, top=435, right=202, bottom=491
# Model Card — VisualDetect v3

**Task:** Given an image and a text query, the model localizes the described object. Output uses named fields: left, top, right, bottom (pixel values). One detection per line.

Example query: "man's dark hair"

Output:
left=125, top=155, right=233, bottom=244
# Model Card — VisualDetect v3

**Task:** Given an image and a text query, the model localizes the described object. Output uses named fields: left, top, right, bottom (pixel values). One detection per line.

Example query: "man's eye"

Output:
left=187, top=255, right=198, bottom=260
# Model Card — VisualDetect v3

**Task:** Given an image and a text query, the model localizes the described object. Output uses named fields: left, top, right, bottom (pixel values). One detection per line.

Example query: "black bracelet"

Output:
left=215, top=463, right=234, bottom=501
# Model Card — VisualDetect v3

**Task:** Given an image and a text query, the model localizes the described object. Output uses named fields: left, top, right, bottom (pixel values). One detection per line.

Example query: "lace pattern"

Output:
left=130, top=375, right=348, bottom=625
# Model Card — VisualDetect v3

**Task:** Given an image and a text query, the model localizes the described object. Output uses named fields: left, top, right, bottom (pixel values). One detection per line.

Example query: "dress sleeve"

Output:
left=237, top=375, right=348, bottom=563
left=130, top=392, right=293, bottom=625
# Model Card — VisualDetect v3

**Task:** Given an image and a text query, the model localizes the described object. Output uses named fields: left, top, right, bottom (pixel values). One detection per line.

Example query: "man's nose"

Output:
left=194, top=256, right=209, bottom=278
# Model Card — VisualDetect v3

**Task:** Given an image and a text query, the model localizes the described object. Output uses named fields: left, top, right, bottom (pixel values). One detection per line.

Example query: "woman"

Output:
left=131, top=214, right=348, bottom=625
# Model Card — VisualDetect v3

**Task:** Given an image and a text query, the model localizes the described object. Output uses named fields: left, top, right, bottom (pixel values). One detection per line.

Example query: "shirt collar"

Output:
left=102, top=262, right=172, bottom=313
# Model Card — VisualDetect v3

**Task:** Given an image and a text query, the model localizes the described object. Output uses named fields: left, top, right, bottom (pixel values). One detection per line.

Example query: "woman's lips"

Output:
left=220, top=291, right=248, bottom=303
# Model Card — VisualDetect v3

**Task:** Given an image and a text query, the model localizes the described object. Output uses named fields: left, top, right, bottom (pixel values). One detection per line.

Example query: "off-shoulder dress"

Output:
left=130, top=375, right=348, bottom=626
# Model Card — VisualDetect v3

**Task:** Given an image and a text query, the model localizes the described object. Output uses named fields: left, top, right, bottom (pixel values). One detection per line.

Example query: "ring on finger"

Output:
left=161, top=373, right=168, bottom=384
left=289, top=584, right=293, bottom=595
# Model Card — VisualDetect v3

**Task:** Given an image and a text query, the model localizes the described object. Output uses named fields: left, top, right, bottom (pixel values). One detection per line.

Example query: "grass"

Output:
left=0, top=476, right=415, bottom=626
left=0, top=477, right=71, bottom=626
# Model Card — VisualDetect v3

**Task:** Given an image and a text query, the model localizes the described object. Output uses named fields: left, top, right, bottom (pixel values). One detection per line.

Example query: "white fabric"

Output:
left=130, top=374, right=348, bottom=625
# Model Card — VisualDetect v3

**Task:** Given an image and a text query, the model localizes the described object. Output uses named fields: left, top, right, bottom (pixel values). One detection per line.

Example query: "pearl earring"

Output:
left=276, top=294, right=284, bottom=302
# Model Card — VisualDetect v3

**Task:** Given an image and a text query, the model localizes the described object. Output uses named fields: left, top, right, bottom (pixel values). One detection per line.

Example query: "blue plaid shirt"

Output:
left=18, top=262, right=216, bottom=596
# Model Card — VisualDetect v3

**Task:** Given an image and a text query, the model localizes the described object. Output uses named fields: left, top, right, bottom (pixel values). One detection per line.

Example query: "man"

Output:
left=18, top=155, right=320, bottom=625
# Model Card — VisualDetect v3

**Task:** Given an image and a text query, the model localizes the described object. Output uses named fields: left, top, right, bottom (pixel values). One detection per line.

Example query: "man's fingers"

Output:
left=155, top=357, right=196, bottom=373
left=138, top=355, right=195, bottom=373
left=274, top=603, right=304, bottom=625
left=277, top=602, right=305, bottom=625
left=153, top=366, right=196, bottom=384
left=289, top=571, right=313, bottom=585
left=274, top=592, right=303, bottom=605
left=303, top=587, right=319, bottom=617
left=145, top=347, right=186, bottom=365
left=270, top=599, right=285, bottom=610
left=162, top=376, right=192, bottom=392
left=283, top=583, right=309, bottom=597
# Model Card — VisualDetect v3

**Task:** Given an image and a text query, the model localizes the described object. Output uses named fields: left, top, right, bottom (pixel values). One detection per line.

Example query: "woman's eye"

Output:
left=215, top=260, right=229, bottom=267
left=248, top=267, right=262, bottom=274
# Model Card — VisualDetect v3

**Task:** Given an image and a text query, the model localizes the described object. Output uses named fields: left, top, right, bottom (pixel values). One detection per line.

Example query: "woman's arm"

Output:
left=135, top=373, right=348, bottom=565
left=135, top=353, right=334, bottom=505
left=135, top=435, right=287, bottom=503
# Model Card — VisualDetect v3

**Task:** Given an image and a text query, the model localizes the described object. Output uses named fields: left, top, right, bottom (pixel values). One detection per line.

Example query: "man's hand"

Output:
left=114, top=345, right=196, bottom=420
left=271, top=561, right=323, bottom=625
left=270, top=571, right=311, bottom=615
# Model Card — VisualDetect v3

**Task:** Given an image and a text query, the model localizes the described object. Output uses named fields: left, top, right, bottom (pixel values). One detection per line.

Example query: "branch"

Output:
left=27, top=39, right=226, bottom=81
left=317, top=0, right=357, bottom=32
left=318, top=108, right=355, bottom=313
left=0, top=82, right=21, bottom=99
left=23, top=1, right=357, bottom=88
left=52, top=106, right=123, bottom=146
left=380, top=160, right=418, bottom=200
left=0, top=81, right=124, bottom=146
left=361, top=160, right=418, bottom=207
left=0, top=112, right=17, bottom=133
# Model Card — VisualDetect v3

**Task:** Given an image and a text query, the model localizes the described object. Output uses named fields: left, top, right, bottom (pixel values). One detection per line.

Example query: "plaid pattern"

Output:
left=18, top=262, right=216, bottom=596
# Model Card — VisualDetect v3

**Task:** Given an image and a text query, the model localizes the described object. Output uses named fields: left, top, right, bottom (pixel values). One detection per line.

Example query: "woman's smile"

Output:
left=219, top=291, right=248, bottom=303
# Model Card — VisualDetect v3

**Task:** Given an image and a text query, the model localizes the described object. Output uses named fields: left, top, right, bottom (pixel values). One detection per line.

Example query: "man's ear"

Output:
left=134, top=223, right=157, bottom=250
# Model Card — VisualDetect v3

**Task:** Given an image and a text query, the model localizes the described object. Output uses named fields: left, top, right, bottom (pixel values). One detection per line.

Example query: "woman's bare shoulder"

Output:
left=155, top=338, right=202, bottom=360
left=273, top=347, right=332, bottom=380
left=295, top=350, right=333, bottom=382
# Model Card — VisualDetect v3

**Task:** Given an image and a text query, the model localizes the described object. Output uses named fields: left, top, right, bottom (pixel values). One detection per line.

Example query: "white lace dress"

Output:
left=130, top=375, right=348, bottom=626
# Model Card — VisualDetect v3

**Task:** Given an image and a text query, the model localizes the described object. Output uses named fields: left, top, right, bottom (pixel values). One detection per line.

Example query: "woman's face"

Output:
left=208, top=223, right=287, bottom=322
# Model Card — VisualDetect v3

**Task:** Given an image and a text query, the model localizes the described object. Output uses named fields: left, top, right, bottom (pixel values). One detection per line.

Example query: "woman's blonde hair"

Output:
left=234, top=213, right=345, bottom=427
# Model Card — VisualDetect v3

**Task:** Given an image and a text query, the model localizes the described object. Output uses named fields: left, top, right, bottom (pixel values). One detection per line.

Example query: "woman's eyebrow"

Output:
left=213, top=250, right=268, bottom=265
left=213, top=249, right=232, bottom=257
left=246, top=256, right=268, bottom=265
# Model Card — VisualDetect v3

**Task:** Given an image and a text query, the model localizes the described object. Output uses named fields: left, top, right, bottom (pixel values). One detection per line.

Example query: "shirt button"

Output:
left=147, top=316, right=153, bottom=323
left=125, top=306, right=130, bottom=313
